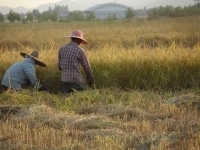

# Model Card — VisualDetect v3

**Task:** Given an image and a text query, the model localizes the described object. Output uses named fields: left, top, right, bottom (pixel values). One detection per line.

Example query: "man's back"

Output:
left=58, top=30, right=95, bottom=93
left=58, top=42, right=86, bottom=83
left=1, top=58, right=36, bottom=90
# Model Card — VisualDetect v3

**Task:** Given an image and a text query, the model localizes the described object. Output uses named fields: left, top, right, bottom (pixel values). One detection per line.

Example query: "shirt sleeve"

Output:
left=78, top=50, right=94, bottom=84
left=58, top=48, right=62, bottom=71
left=23, top=63, right=39, bottom=86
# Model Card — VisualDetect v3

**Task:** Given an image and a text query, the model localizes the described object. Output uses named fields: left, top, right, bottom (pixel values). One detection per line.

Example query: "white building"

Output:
left=85, top=3, right=130, bottom=19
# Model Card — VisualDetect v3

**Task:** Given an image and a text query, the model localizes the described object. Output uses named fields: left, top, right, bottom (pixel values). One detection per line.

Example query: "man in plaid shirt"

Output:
left=58, top=30, right=95, bottom=93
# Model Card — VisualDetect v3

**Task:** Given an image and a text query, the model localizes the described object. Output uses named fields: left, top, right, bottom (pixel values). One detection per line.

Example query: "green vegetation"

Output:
left=0, top=16, right=200, bottom=149
left=0, top=12, right=4, bottom=22
left=7, top=9, right=21, bottom=22
left=149, top=3, right=200, bottom=18
left=0, top=16, right=199, bottom=92
left=3, top=3, right=200, bottom=22
left=125, top=7, right=135, bottom=18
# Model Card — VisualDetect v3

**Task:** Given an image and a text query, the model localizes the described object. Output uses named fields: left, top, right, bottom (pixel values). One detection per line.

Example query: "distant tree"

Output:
left=153, top=5, right=174, bottom=17
left=7, top=9, right=21, bottom=22
left=145, top=3, right=200, bottom=18
left=163, top=5, right=174, bottom=17
left=54, top=5, right=69, bottom=14
left=70, top=11, right=85, bottom=21
left=38, top=11, right=50, bottom=22
left=50, top=11, right=58, bottom=22
left=157, top=6, right=166, bottom=16
left=125, top=7, right=135, bottom=18
left=0, top=12, right=4, bottom=22
left=174, top=6, right=183, bottom=17
left=26, top=12, right=34, bottom=21
left=189, top=4, right=200, bottom=15
left=7, top=10, right=15, bottom=22
left=85, top=12, right=96, bottom=21
left=38, top=9, right=58, bottom=22
left=148, top=8, right=159, bottom=20
left=32, top=9, right=40, bottom=20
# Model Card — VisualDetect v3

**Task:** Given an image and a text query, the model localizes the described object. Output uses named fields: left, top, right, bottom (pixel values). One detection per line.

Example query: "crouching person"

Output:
left=58, top=30, right=96, bottom=94
left=1, top=50, right=47, bottom=92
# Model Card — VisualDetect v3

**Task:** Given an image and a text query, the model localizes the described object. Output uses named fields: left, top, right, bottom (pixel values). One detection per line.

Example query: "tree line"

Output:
left=0, top=3, right=199, bottom=23
left=148, top=3, right=200, bottom=19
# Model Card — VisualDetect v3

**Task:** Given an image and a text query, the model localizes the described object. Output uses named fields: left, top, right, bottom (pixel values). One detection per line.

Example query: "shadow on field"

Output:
left=41, top=77, right=61, bottom=94
left=0, top=78, right=61, bottom=94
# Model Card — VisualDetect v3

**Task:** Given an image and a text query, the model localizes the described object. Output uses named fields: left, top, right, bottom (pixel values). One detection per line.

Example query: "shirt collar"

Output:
left=69, top=41, right=79, bottom=46
left=24, top=57, right=35, bottom=65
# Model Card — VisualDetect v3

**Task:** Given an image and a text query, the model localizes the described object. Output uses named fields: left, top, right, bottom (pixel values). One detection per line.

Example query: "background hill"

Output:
left=0, top=0, right=97, bottom=14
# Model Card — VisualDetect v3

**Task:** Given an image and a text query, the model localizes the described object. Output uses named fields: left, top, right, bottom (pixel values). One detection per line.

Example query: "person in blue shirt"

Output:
left=1, top=50, right=47, bottom=92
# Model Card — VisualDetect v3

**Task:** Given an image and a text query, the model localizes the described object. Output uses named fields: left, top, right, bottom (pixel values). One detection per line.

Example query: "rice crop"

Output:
left=0, top=16, right=200, bottom=149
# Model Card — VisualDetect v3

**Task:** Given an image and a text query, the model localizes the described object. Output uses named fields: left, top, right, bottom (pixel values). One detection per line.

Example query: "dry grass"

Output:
left=1, top=17, right=200, bottom=91
left=0, top=17, right=200, bottom=149
left=0, top=89, right=199, bottom=149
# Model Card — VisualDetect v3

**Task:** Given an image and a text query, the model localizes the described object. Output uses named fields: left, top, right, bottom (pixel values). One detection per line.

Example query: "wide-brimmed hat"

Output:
left=20, top=50, right=47, bottom=67
left=66, top=30, right=88, bottom=45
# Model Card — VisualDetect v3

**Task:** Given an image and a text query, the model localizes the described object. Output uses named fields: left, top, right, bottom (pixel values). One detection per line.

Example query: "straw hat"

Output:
left=20, top=50, right=47, bottom=67
left=66, top=30, right=88, bottom=44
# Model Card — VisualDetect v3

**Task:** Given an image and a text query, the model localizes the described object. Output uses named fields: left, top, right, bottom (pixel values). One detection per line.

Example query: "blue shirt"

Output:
left=1, top=57, right=42, bottom=90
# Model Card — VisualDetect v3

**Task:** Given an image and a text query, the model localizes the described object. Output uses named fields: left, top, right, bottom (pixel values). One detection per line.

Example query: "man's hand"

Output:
left=35, top=83, right=47, bottom=91
left=38, top=85, right=47, bottom=91
left=88, top=79, right=96, bottom=89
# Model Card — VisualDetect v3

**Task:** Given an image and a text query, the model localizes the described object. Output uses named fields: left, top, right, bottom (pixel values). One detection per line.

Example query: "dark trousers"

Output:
left=61, top=82, right=88, bottom=94
left=1, top=85, right=8, bottom=91
left=1, top=85, right=9, bottom=93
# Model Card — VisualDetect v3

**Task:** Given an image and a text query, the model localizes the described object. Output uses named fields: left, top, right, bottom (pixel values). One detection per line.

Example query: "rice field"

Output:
left=0, top=16, right=200, bottom=149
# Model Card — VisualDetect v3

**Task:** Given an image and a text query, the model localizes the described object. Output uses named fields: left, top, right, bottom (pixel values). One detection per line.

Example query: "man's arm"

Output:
left=79, top=50, right=95, bottom=89
left=23, top=63, right=44, bottom=90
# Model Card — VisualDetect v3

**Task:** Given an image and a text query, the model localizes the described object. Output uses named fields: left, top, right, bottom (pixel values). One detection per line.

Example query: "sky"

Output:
left=0, top=0, right=195, bottom=9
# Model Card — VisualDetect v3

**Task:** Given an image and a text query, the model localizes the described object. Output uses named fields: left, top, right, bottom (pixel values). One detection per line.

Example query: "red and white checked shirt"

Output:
left=58, top=42, right=94, bottom=84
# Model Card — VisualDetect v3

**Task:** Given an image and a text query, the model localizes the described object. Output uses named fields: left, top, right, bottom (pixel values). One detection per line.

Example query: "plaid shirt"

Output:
left=1, top=58, right=42, bottom=90
left=58, top=42, right=94, bottom=84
